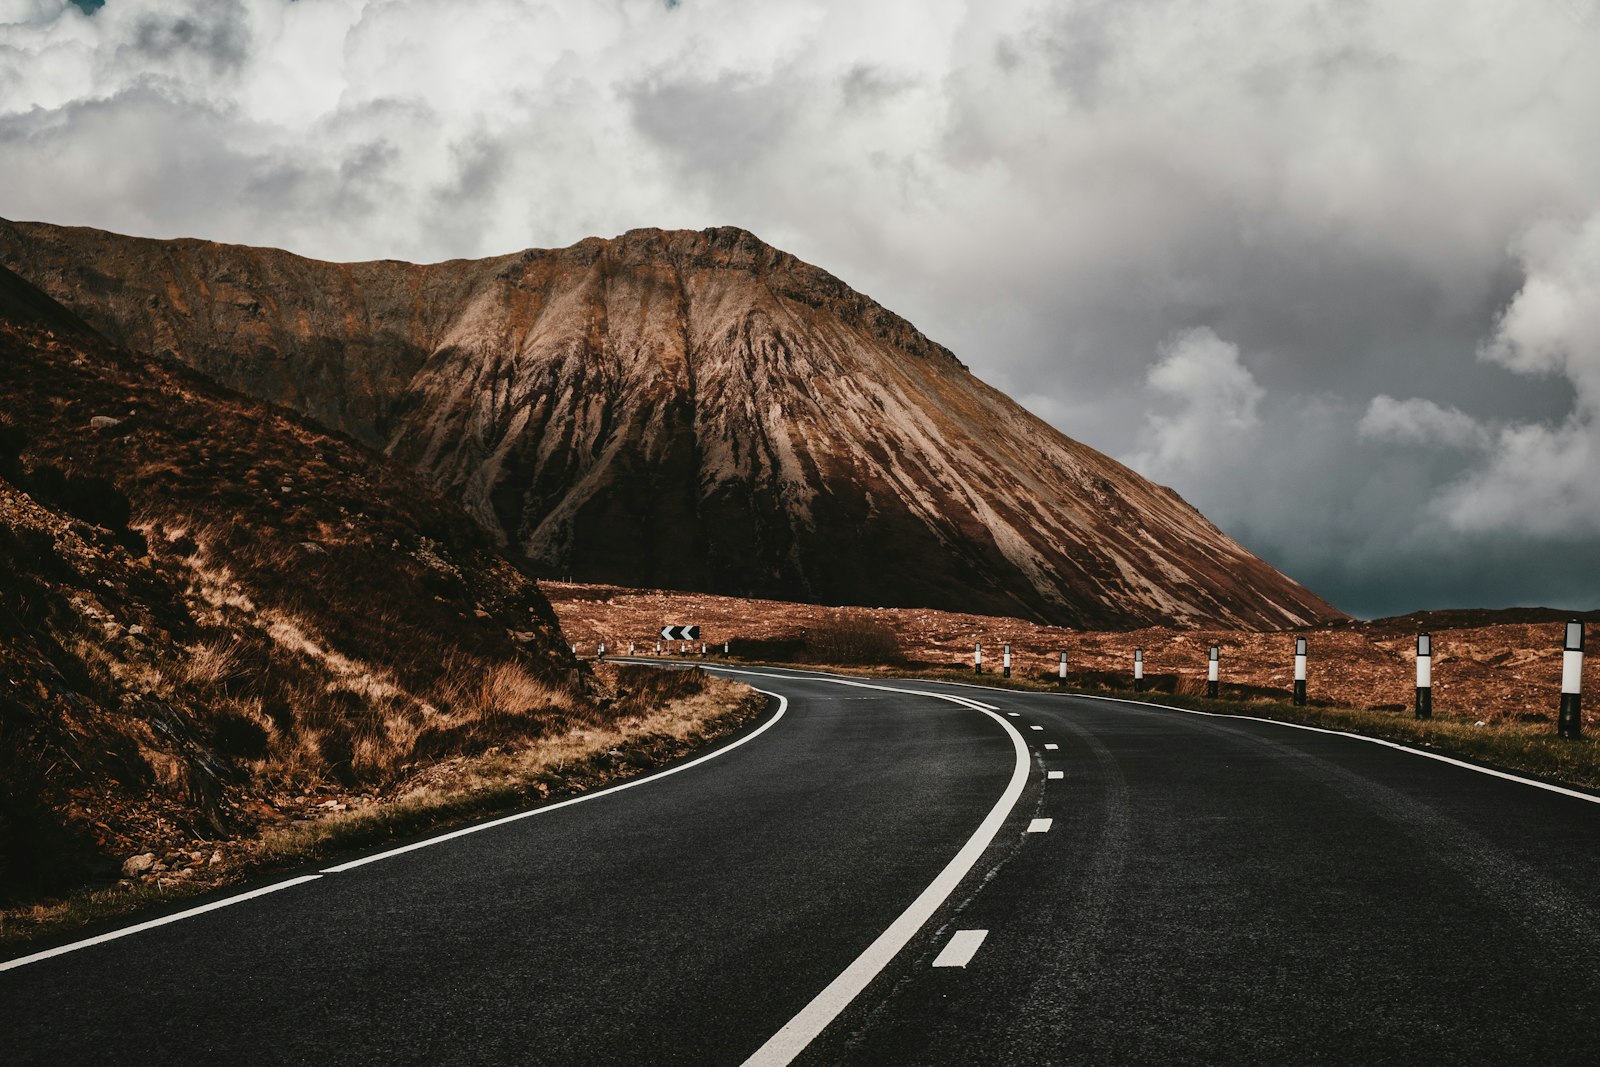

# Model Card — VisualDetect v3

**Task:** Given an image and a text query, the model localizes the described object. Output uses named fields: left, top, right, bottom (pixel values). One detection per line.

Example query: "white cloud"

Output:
left=1435, top=419, right=1599, bottom=536
left=1351, top=213, right=1600, bottom=538
left=1480, top=214, right=1600, bottom=398
left=1130, top=327, right=1263, bottom=478
left=1429, top=212, right=1600, bottom=535
left=1358, top=395, right=1490, bottom=450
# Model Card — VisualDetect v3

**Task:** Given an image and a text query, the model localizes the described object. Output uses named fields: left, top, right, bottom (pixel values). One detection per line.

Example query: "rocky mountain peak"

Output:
left=0, top=219, right=1344, bottom=630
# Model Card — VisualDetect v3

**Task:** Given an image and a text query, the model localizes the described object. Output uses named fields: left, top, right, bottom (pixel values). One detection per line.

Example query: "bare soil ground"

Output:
left=546, top=583, right=1599, bottom=727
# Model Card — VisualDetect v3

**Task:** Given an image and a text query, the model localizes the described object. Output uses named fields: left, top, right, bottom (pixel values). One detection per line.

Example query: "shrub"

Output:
left=611, top=664, right=707, bottom=716
left=411, top=655, right=582, bottom=760
left=805, top=613, right=904, bottom=665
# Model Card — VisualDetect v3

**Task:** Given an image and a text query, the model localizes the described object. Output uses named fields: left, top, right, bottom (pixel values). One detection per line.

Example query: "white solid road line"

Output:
left=1079, top=692, right=1600, bottom=806
left=723, top=669, right=1028, bottom=1067
left=0, top=875, right=323, bottom=973
left=323, top=689, right=790, bottom=874
left=819, top=666, right=1600, bottom=809
left=1048, top=771, right=1065, bottom=779
left=932, top=929, right=989, bottom=968
left=3, top=688, right=793, bottom=971
left=1045, top=743, right=1059, bottom=750
left=1027, top=818, right=1054, bottom=833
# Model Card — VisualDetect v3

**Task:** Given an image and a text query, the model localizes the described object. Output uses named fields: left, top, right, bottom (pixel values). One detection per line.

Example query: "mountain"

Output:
left=0, top=218, right=1345, bottom=629
left=0, top=263, right=578, bottom=901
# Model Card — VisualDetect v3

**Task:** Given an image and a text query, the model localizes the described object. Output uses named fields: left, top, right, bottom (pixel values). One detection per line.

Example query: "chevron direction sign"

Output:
left=660, top=625, right=700, bottom=641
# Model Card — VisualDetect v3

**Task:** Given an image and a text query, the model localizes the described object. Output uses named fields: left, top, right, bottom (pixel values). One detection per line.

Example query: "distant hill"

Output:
left=1, top=219, right=1346, bottom=629
left=1356, top=607, right=1600, bottom=637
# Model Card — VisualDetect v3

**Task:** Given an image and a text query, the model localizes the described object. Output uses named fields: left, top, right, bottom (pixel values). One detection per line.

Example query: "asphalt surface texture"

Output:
left=7, top=662, right=1600, bottom=1065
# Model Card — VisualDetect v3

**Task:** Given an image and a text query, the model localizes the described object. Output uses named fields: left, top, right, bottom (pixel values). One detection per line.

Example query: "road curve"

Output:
left=8, top=665, right=1600, bottom=1065
left=747, top=669, right=1600, bottom=1066
left=0, top=670, right=1024, bottom=1066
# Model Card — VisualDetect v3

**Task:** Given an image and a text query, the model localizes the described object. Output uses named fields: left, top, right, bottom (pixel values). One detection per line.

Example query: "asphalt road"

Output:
left=7, top=664, right=1600, bottom=1065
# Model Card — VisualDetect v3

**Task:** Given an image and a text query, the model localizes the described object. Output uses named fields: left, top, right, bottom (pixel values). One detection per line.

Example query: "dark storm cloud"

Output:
left=628, top=72, right=799, bottom=174
left=3, top=0, right=1599, bottom=617
left=125, top=5, right=251, bottom=73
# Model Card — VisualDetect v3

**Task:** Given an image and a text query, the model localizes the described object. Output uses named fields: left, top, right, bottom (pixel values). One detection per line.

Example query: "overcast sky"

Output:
left=4, top=0, right=1599, bottom=618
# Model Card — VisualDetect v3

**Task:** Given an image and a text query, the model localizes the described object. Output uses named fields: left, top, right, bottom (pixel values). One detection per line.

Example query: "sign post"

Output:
left=1559, top=620, right=1584, bottom=739
left=1415, top=633, right=1432, bottom=720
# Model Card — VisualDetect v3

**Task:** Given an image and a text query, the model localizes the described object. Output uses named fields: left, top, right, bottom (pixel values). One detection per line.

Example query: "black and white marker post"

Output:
left=1293, top=637, right=1307, bottom=707
left=1207, top=646, right=1220, bottom=699
left=1415, top=632, right=1432, bottom=720
left=1559, top=620, right=1584, bottom=740
left=1003, top=644, right=1012, bottom=679
left=1058, top=651, right=1068, bottom=686
left=598, top=641, right=606, bottom=660
left=1133, top=648, right=1144, bottom=692
left=975, top=642, right=983, bottom=674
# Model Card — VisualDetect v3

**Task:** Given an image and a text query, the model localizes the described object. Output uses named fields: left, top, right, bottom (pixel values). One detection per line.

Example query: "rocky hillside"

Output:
left=0, top=264, right=582, bottom=903
left=0, top=219, right=1345, bottom=629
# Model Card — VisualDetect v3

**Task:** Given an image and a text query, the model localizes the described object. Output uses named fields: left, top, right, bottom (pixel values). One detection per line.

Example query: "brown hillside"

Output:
left=0, top=263, right=585, bottom=903
left=0, top=219, right=1345, bottom=630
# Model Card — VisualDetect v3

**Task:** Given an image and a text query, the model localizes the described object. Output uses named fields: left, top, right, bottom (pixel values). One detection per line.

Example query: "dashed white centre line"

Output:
left=1007, top=712, right=1020, bottom=717
left=932, top=929, right=989, bottom=968
left=1047, top=771, right=1064, bottom=779
left=1029, top=725, right=1043, bottom=731
left=1045, top=743, right=1059, bottom=750
left=1027, top=818, right=1054, bottom=833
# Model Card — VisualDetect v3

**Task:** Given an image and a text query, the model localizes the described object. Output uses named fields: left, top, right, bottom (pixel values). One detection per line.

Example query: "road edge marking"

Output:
left=0, top=875, right=323, bottom=973
left=793, top=666, right=1600, bottom=809
left=322, top=689, right=789, bottom=873
left=1070, top=692, right=1600, bottom=805
left=736, top=677, right=1029, bottom=1066
left=2, top=692, right=790, bottom=971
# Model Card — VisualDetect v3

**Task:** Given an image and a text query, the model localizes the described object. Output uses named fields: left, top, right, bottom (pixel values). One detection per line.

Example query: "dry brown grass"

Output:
left=183, top=638, right=242, bottom=688
left=250, top=667, right=755, bottom=871
left=546, top=583, right=1599, bottom=727
left=0, top=665, right=762, bottom=952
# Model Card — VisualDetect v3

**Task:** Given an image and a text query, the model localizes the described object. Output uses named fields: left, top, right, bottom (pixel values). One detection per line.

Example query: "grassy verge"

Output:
left=0, top=672, right=765, bottom=954
left=697, top=656, right=1600, bottom=794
